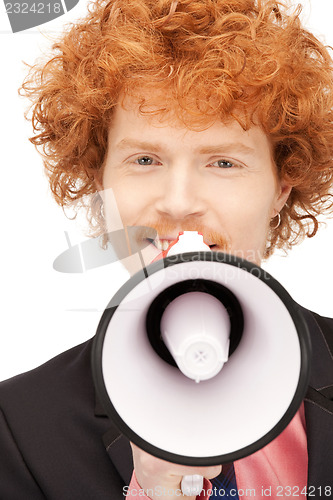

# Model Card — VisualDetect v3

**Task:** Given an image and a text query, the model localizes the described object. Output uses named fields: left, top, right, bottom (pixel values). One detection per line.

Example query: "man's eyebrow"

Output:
left=115, top=138, right=256, bottom=156
left=115, top=139, right=165, bottom=153
left=197, top=143, right=256, bottom=156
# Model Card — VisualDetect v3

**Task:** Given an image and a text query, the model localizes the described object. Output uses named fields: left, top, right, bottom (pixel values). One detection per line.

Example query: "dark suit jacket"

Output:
left=0, top=307, right=332, bottom=499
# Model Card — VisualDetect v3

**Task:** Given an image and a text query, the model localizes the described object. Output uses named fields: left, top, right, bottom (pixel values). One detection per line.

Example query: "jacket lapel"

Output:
left=103, top=430, right=133, bottom=485
left=94, top=394, right=134, bottom=485
left=301, top=308, right=333, bottom=489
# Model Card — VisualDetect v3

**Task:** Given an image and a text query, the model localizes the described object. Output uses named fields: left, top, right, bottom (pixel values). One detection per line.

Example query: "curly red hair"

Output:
left=22, top=0, right=333, bottom=256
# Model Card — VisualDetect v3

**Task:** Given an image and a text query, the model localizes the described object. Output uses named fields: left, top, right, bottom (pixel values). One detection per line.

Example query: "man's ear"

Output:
left=94, top=175, right=104, bottom=192
left=273, top=178, right=292, bottom=215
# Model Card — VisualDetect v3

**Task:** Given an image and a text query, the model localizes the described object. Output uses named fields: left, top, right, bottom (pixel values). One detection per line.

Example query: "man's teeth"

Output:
left=154, top=239, right=172, bottom=251
left=150, top=238, right=216, bottom=251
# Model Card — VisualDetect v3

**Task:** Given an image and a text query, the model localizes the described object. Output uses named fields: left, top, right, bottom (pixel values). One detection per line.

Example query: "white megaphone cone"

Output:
left=161, top=290, right=230, bottom=383
left=157, top=232, right=230, bottom=384
left=92, top=231, right=311, bottom=492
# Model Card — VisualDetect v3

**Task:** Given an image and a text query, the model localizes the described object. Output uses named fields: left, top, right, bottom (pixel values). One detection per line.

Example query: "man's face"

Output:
left=100, top=99, right=291, bottom=272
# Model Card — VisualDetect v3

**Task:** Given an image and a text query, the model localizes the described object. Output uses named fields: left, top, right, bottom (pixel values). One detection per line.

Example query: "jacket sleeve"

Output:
left=0, top=407, right=45, bottom=499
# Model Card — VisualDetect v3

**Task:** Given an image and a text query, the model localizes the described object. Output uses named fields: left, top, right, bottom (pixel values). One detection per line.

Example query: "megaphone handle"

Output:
left=181, top=475, right=204, bottom=496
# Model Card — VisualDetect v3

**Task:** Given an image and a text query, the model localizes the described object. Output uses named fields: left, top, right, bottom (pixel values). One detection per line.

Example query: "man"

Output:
left=0, top=0, right=332, bottom=499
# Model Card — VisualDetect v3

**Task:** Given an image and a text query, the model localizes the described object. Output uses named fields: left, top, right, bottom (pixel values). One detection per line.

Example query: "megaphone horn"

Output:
left=92, top=232, right=311, bottom=467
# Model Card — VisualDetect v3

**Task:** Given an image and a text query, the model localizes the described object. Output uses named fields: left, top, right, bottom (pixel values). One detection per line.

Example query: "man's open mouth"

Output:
left=146, top=237, right=217, bottom=251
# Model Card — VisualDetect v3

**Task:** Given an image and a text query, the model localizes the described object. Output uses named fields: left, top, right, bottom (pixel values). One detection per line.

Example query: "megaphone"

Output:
left=92, top=232, right=311, bottom=468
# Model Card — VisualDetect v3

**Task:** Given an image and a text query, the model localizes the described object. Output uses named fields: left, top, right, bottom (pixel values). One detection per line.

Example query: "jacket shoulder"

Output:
left=304, top=308, right=333, bottom=357
left=0, top=339, right=94, bottom=407
left=0, top=339, right=125, bottom=498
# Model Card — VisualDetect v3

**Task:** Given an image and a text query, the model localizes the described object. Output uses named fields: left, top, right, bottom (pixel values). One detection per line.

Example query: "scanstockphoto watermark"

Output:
left=3, top=0, right=79, bottom=33
left=164, top=253, right=273, bottom=284
left=123, top=485, right=332, bottom=497
left=52, top=226, right=271, bottom=282
left=122, top=485, right=257, bottom=497
left=166, top=249, right=264, bottom=266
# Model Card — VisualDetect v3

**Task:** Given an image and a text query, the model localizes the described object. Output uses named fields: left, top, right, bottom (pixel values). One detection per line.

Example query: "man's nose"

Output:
left=154, top=165, right=207, bottom=220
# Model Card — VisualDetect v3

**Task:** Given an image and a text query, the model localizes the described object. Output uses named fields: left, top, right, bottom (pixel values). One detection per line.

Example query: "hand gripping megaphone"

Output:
left=92, top=232, right=311, bottom=480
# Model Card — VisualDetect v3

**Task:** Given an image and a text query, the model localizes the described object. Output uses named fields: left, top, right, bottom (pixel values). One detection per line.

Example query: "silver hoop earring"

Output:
left=271, top=212, right=281, bottom=229
left=100, top=200, right=105, bottom=219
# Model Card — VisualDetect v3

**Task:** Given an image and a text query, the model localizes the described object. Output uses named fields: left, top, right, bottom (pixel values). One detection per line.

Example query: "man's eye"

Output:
left=135, top=156, right=155, bottom=165
left=214, top=159, right=235, bottom=168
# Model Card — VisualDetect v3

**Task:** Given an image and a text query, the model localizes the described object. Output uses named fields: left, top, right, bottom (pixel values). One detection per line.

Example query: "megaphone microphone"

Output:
left=92, top=231, right=311, bottom=494
left=149, top=232, right=238, bottom=385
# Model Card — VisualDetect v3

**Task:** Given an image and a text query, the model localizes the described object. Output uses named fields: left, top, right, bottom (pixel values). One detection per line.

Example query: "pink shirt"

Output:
left=234, top=404, right=308, bottom=499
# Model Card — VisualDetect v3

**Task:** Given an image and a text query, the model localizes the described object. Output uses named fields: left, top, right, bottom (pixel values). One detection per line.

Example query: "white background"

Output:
left=0, top=0, right=332, bottom=381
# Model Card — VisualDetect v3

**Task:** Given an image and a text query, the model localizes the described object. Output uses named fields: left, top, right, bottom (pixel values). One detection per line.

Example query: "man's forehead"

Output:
left=109, top=93, right=260, bottom=134
left=108, top=95, right=266, bottom=148
left=112, top=90, right=250, bottom=130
